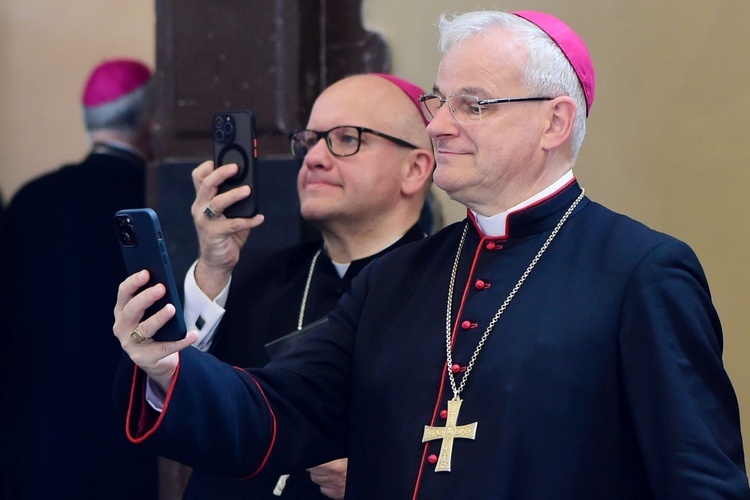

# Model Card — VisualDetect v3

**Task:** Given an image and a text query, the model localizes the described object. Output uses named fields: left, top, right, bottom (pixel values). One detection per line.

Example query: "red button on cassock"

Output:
left=461, top=320, right=472, bottom=330
left=428, top=454, right=438, bottom=464
left=440, top=409, right=448, bottom=419
left=486, top=241, right=496, bottom=250
left=451, top=364, right=462, bottom=373
left=475, top=279, right=486, bottom=290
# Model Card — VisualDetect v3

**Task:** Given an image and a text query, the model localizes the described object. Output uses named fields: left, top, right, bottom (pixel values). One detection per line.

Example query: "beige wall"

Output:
left=2, top=0, right=749, bottom=468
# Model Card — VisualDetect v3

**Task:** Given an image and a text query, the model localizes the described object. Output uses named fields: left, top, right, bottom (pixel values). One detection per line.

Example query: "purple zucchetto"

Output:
left=512, top=11, right=596, bottom=116
left=82, top=58, right=152, bottom=108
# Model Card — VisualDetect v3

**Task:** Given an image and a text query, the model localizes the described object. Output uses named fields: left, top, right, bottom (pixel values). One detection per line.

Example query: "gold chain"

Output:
left=445, top=189, right=585, bottom=399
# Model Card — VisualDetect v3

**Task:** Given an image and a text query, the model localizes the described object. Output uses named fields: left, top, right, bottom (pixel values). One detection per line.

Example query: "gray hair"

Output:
left=83, top=83, right=153, bottom=139
left=437, top=11, right=587, bottom=159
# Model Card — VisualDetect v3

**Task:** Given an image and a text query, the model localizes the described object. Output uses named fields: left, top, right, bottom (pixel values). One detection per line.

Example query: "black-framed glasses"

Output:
left=418, top=93, right=553, bottom=124
left=289, top=125, right=418, bottom=159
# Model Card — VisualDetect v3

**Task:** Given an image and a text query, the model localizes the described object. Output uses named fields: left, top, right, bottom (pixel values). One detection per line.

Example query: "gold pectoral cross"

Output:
left=422, top=397, right=478, bottom=472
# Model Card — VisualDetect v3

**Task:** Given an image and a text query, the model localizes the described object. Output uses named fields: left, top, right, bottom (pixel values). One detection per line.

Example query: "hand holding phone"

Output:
left=114, top=208, right=187, bottom=342
left=213, top=110, right=259, bottom=218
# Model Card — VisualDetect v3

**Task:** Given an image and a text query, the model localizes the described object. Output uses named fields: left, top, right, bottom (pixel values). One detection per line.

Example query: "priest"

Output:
left=172, top=72, right=435, bottom=498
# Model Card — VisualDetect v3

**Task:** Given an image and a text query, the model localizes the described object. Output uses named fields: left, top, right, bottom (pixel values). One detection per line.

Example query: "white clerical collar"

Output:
left=472, top=170, right=576, bottom=238
left=331, top=261, right=350, bottom=278
left=327, top=230, right=407, bottom=278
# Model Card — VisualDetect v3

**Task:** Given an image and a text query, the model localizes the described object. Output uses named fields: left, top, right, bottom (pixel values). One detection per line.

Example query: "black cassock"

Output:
left=123, top=181, right=749, bottom=499
left=185, top=225, right=425, bottom=498
left=2, top=144, right=159, bottom=498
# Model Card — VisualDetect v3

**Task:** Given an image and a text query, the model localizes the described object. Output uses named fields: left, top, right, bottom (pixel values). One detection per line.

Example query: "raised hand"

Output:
left=113, top=269, right=199, bottom=391
left=190, top=160, right=265, bottom=299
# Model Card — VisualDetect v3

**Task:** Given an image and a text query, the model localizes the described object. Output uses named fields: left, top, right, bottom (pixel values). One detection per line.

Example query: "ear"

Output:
left=540, top=96, right=576, bottom=152
left=401, top=148, right=435, bottom=196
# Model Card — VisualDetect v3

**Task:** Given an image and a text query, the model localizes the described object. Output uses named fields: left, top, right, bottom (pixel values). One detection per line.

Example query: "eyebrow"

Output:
left=431, top=85, right=493, bottom=98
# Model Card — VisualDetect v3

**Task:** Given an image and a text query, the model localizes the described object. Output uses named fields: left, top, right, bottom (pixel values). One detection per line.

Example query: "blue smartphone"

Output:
left=114, top=208, right=187, bottom=342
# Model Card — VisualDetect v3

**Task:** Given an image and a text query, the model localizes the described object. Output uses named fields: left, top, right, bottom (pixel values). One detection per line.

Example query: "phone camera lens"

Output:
left=215, top=129, right=226, bottom=142
left=214, top=116, right=225, bottom=128
left=223, top=121, right=234, bottom=135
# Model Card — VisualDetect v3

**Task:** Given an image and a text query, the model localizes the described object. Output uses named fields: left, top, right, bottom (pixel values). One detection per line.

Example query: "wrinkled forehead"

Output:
left=434, top=30, right=528, bottom=97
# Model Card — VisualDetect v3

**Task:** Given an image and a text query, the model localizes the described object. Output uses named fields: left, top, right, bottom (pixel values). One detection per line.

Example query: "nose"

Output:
left=302, top=137, right=333, bottom=170
left=425, top=104, right=457, bottom=139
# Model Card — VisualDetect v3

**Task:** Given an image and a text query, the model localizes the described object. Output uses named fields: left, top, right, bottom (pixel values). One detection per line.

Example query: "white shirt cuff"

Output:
left=183, top=260, right=230, bottom=351
left=145, top=376, right=167, bottom=412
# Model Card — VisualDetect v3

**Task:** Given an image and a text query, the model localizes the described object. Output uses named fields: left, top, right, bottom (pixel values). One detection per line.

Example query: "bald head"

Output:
left=297, top=73, right=436, bottom=256
left=309, top=74, right=432, bottom=151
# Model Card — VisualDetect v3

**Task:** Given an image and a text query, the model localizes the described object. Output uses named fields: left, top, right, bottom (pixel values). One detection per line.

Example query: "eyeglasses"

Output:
left=289, top=125, right=418, bottom=159
left=418, top=94, right=553, bottom=124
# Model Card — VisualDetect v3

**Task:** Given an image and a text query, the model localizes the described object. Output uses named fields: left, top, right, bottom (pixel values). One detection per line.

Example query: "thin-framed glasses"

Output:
left=418, top=93, right=553, bottom=124
left=289, top=125, right=418, bottom=159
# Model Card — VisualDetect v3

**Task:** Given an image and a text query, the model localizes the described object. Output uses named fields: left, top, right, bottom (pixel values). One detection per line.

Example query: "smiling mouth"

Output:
left=435, top=142, right=467, bottom=155
left=305, top=179, right=339, bottom=189
left=436, top=149, right=468, bottom=156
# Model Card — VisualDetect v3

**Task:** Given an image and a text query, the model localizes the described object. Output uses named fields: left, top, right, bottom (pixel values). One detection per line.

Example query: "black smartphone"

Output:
left=213, top=110, right=259, bottom=217
left=114, top=208, right=187, bottom=342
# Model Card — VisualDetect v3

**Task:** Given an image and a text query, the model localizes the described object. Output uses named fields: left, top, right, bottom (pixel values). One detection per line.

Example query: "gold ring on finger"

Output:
left=130, top=326, right=147, bottom=345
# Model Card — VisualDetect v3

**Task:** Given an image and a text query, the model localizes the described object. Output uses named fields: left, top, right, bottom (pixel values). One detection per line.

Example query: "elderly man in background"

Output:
left=2, top=58, right=158, bottom=498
